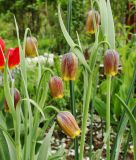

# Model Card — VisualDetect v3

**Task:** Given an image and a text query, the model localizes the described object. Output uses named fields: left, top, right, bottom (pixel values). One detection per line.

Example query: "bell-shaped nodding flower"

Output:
left=49, top=76, right=64, bottom=99
left=61, top=53, right=78, bottom=81
left=86, top=10, right=100, bottom=34
left=4, top=88, right=20, bottom=112
left=104, top=49, right=119, bottom=76
left=25, top=36, right=38, bottom=57
left=57, top=111, right=81, bottom=139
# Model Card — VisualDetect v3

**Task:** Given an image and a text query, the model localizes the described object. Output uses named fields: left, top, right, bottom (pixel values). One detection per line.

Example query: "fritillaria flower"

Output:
left=4, top=88, right=20, bottom=112
left=25, top=36, right=38, bottom=57
left=61, top=53, right=78, bottom=81
left=104, top=49, right=119, bottom=76
left=5, top=47, right=20, bottom=69
left=86, top=10, right=100, bottom=34
left=57, top=111, right=80, bottom=139
left=49, top=76, right=64, bottom=99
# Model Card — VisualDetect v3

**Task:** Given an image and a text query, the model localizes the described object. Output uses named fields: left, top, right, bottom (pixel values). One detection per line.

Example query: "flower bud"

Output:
left=25, top=36, right=38, bottom=57
left=57, top=111, right=80, bottom=139
left=49, top=76, right=64, bottom=99
left=104, top=49, right=119, bottom=76
left=4, top=88, right=20, bottom=112
left=86, top=10, right=100, bottom=34
left=61, top=53, right=78, bottom=81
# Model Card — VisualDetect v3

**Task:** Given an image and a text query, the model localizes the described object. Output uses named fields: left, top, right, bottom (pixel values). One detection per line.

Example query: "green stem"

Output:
left=106, top=75, right=111, bottom=160
left=79, top=74, right=92, bottom=160
left=89, top=72, right=99, bottom=159
left=69, top=80, right=78, bottom=160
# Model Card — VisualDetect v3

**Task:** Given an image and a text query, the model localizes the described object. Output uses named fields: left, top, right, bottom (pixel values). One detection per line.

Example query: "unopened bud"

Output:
left=57, top=111, right=80, bottom=139
left=86, top=10, right=100, bottom=34
left=104, top=49, right=119, bottom=76
left=4, top=88, right=20, bottom=112
left=49, top=76, right=64, bottom=99
left=61, top=53, right=78, bottom=81
left=25, top=37, right=38, bottom=57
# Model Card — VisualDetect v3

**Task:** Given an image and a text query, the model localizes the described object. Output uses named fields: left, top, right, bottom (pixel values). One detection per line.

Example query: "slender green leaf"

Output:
left=37, top=124, right=55, bottom=160
left=3, top=132, right=17, bottom=160
left=116, top=94, right=136, bottom=160
left=98, top=0, right=108, bottom=38
left=107, top=0, right=115, bottom=49
left=58, top=5, right=90, bottom=72
left=22, top=98, right=45, bottom=120
left=0, top=130, right=10, bottom=160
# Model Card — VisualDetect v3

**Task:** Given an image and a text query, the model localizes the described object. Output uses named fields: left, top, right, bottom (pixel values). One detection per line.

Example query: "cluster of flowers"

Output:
left=49, top=52, right=81, bottom=139
left=1, top=32, right=119, bottom=139
left=0, top=36, right=81, bottom=139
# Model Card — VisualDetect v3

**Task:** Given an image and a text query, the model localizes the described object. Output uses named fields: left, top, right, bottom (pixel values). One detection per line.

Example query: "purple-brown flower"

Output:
left=49, top=76, right=64, bottom=99
left=57, top=111, right=80, bottom=139
left=4, top=88, right=20, bottom=112
left=86, top=10, right=100, bottom=34
left=104, top=49, right=119, bottom=76
left=25, top=36, right=38, bottom=57
left=61, top=53, right=78, bottom=81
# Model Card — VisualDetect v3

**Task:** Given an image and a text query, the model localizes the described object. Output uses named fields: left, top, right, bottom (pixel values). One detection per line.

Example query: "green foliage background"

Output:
left=0, top=0, right=134, bottom=54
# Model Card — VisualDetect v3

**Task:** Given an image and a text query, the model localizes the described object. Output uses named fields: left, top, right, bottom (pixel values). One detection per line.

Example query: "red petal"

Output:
left=0, top=37, right=5, bottom=52
left=5, top=47, right=20, bottom=69
left=0, top=50, right=5, bottom=70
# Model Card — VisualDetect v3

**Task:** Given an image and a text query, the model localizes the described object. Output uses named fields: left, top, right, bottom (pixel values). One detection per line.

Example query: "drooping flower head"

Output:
left=57, top=111, right=81, bottom=139
left=25, top=36, right=38, bottom=57
left=104, top=49, right=119, bottom=76
left=49, top=76, right=64, bottom=99
left=5, top=47, right=20, bottom=69
left=61, top=52, right=78, bottom=81
left=86, top=10, right=100, bottom=34
left=4, top=88, right=20, bottom=112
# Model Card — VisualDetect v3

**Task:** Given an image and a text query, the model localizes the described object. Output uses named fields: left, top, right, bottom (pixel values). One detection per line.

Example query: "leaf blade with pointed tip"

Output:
left=37, top=124, right=55, bottom=160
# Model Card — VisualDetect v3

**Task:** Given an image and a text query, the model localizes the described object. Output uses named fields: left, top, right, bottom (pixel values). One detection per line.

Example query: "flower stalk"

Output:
left=79, top=74, right=92, bottom=160
left=106, top=75, right=111, bottom=160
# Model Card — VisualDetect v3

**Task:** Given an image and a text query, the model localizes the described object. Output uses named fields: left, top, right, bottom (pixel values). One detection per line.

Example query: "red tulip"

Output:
left=0, top=37, right=5, bottom=52
left=0, top=38, right=5, bottom=70
left=0, top=51, right=5, bottom=70
left=5, top=47, right=20, bottom=69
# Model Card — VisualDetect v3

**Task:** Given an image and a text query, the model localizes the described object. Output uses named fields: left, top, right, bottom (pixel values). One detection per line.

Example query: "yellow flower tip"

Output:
left=63, top=76, right=76, bottom=81
left=54, top=94, right=64, bottom=99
